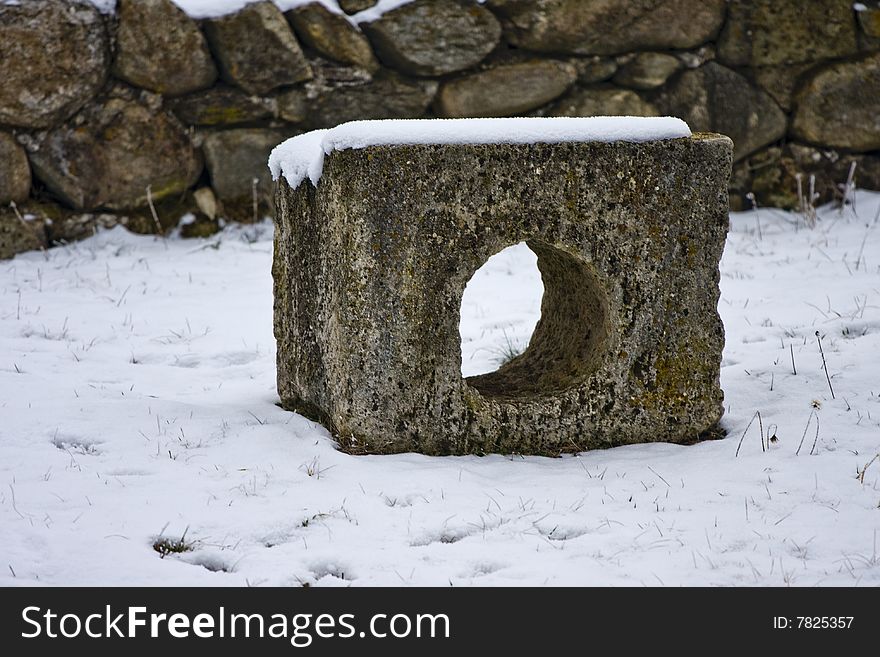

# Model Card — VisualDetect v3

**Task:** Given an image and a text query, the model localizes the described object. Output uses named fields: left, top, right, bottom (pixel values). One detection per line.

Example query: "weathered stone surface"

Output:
left=362, top=0, right=501, bottom=76
left=438, top=61, right=576, bottom=117
left=677, top=46, right=716, bottom=70
left=752, top=64, right=814, bottom=112
left=274, top=134, right=732, bottom=455
left=0, top=134, right=31, bottom=205
left=857, top=4, right=880, bottom=38
left=287, top=3, right=379, bottom=71
left=732, top=143, right=880, bottom=210
left=718, top=0, right=858, bottom=67
left=656, top=63, right=787, bottom=161
left=571, top=56, right=617, bottom=84
left=552, top=88, right=658, bottom=118
left=202, top=128, right=292, bottom=219
left=613, top=53, right=681, bottom=90
left=0, top=206, right=48, bottom=260
left=114, top=0, right=217, bottom=96
left=0, top=0, right=109, bottom=129
left=305, top=73, right=438, bottom=128
left=339, top=0, right=377, bottom=13
left=304, top=57, right=376, bottom=90
left=27, top=88, right=203, bottom=211
left=486, top=0, right=725, bottom=55
left=858, top=33, right=880, bottom=55
left=167, top=85, right=276, bottom=126
left=204, top=1, right=312, bottom=94
left=275, top=88, right=310, bottom=123
left=792, top=54, right=880, bottom=151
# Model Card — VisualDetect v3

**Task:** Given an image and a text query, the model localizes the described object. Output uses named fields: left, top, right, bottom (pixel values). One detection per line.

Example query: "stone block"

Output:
left=273, top=128, right=732, bottom=455
left=438, top=61, right=576, bottom=118
left=655, top=62, right=786, bottom=161
left=27, top=86, right=203, bottom=211
left=486, top=0, right=725, bottom=55
left=204, top=1, right=312, bottom=95
left=0, top=0, right=109, bottom=129
left=113, top=0, right=217, bottom=97
left=0, top=133, right=31, bottom=205
left=361, top=0, right=501, bottom=76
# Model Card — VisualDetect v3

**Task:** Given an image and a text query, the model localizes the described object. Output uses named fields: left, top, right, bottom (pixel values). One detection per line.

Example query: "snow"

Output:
left=169, top=0, right=342, bottom=18
left=81, top=0, right=116, bottom=13
left=81, top=0, right=422, bottom=22
left=269, top=117, right=693, bottom=188
left=2, top=193, right=880, bottom=587
left=268, top=129, right=328, bottom=189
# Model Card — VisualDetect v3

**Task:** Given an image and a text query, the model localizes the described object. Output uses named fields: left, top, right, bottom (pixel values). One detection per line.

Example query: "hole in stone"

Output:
left=459, top=240, right=610, bottom=400
left=460, top=242, right=543, bottom=378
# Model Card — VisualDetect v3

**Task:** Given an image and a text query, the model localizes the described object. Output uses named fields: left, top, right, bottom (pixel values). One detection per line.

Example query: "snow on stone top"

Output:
left=169, top=1, right=337, bottom=19
left=80, top=1, right=419, bottom=21
left=168, top=0, right=416, bottom=22
left=79, top=0, right=117, bottom=12
left=268, top=116, right=693, bottom=188
left=269, top=129, right=329, bottom=190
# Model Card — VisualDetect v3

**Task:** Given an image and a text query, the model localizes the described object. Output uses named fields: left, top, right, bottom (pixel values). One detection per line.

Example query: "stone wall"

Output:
left=2, top=0, right=880, bottom=258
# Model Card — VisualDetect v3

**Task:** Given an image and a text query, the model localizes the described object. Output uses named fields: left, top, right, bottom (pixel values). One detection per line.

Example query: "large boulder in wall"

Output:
left=27, top=88, right=203, bottom=211
left=0, top=0, right=109, bottom=129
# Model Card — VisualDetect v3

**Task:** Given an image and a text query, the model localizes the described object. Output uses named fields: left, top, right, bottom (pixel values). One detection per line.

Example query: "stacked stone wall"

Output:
left=2, top=0, right=879, bottom=258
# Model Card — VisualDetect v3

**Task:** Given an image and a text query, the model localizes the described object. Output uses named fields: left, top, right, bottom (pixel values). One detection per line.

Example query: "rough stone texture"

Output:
left=438, top=61, right=576, bottom=117
left=204, top=1, right=312, bottom=95
left=0, top=210, right=47, bottom=261
left=0, top=0, right=109, bottom=129
left=571, top=56, right=617, bottom=84
left=339, top=0, right=377, bottom=13
left=656, top=63, right=787, bottom=161
left=718, top=0, right=859, bottom=67
left=0, top=134, right=31, bottom=205
left=275, top=88, right=310, bottom=124
left=857, top=5, right=880, bottom=38
left=167, top=86, right=277, bottom=126
left=486, top=0, right=726, bottom=55
left=304, top=57, right=376, bottom=90
left=552, top=88, right=658, bottom=118
left=113, top=0, right=217, bottom=97
left=791, top=54, right=880, bottom=152
left=202, top=128, right=293, bottom=219
left=752, top=64, right=814, bottom=112
left=27, top=88, right=203, bottom=211
left=287, top=3, right=379, bottom=72
left=305, top=73, right=438, bottom=128
left=613, top=53, right=681, bottom=90
left=362, top=0, right=501, bottom=76
left=731, top=143, right=880, bottom=211
left=273, top=134, right=732, bottom=455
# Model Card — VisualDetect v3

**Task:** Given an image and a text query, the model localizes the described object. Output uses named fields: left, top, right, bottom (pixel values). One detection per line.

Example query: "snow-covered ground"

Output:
left=1, top=193, right=879, bottom=587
